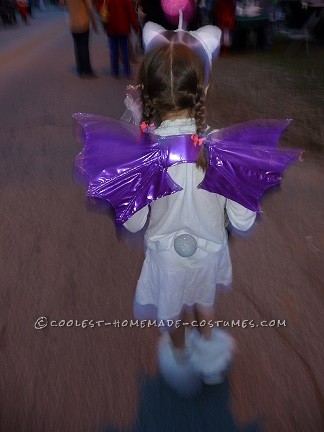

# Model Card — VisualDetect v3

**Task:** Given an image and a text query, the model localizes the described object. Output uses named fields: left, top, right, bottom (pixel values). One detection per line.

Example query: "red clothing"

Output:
left=97, top=0, right=139, bottom=36
left=214, top=0, right=235, bottom=31
left=16, top=0, right=28, bottom=21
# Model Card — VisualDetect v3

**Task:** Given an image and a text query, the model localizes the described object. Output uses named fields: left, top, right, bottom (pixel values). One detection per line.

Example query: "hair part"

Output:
left=138, top=41, right=209, bottom=171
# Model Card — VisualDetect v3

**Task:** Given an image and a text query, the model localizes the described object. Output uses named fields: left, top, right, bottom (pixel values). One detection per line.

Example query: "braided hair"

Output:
left=138, top=39, right=208, bottom=171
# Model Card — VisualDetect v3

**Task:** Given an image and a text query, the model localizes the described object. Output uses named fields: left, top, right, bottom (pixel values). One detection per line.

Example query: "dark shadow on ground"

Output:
left=103, top=374, right=261, bottom=432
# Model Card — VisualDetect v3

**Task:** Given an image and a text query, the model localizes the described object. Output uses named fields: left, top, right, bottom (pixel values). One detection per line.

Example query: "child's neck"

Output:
left=162, top=110, right=191, bottom=121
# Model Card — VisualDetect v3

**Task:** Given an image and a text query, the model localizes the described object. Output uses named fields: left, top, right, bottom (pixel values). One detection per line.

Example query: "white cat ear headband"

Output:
left=142, top=20, right=222, bottom=84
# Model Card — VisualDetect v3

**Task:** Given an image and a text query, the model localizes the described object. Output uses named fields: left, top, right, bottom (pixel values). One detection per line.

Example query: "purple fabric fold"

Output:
left=73, top=114, right=302, bottom=224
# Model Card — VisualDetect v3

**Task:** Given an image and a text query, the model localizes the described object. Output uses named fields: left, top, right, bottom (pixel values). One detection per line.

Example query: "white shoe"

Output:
left=158, top=333, right=202, bottom=397
left=188, top=329, right=234, bottom=385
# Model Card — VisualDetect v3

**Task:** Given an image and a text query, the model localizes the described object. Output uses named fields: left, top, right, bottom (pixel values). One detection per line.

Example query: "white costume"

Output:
left=124, top=118, right=256, bottom=321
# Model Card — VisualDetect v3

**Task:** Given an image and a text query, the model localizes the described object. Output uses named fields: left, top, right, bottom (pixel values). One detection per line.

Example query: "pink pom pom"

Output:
left=161, top=0, right=196, bottom=26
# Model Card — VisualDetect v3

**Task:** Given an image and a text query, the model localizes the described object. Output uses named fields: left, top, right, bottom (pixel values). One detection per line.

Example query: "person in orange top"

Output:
left=63, top=0, right=98, bottom=78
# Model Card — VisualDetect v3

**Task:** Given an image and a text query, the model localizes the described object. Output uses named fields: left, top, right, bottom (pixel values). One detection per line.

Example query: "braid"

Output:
left=142, top=92, right=155, bottom=125
left=194, top=87, right=208, bottom=171
left=194, top=86, right=206, bottom=135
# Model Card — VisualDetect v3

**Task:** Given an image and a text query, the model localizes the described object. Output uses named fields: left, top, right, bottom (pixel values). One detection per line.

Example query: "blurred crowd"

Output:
left=0, top=0, right=55, bottom=25
left=2, top=0, right=322, bottom=78
left=36, top=0, right=322, bottom=79
left=62, top=0, right=259, bottom=79
left=0, top=0, right=30, bottom=24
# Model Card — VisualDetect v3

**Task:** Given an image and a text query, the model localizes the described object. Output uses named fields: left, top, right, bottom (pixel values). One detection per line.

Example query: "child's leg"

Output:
left=168, top=305, right=214, bottom=347
left=158, top=313, right=202, bottom=396
left=189, top=305, right=233, bottom=384
left=195, top=305, right=215, bottom=340
left=169, top=322, right=185, bottom=350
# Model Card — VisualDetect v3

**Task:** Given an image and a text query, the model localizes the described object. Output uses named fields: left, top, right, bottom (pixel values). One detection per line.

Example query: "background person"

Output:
left=63, top=0, right=98, bottom=78
left=97, top=0, right=139, bottom=79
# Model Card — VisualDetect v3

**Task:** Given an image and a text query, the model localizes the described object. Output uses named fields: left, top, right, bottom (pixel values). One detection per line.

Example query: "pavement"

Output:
left=0, top=7, right=323, bottom=432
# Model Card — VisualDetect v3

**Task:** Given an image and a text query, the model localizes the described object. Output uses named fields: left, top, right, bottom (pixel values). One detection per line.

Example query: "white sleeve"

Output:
left=226, top=199, right=256, bottom=231
left=123, top=206, right=149, bottom=233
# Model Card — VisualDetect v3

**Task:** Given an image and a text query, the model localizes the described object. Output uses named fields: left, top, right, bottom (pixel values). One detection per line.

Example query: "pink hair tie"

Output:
left=140, top=121, right=148, bottom=132
left=191, top=134, right=206, bottom=147
left=140, top=121, right=154, bottom=133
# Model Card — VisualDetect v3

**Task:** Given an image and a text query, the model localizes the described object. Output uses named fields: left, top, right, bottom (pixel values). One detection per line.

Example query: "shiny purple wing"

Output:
left=200, top=119, right=302, bottom=211
left=73, top=113, right=181, bottom=224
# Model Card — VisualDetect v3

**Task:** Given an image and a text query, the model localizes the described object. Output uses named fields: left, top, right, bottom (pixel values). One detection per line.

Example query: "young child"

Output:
left=123, top=24, right=255, bottom=394
left=74, top=21, right=301, bottom=396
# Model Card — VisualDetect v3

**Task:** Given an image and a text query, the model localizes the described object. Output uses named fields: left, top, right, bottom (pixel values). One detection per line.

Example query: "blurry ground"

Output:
left=0, top=7, right=323, bottom=432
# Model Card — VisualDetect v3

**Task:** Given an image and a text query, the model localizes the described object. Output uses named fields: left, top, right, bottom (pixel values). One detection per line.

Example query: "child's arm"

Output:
left=123, top=205, right=149, bottom=233
left=225, top=199, right=256, bottom=232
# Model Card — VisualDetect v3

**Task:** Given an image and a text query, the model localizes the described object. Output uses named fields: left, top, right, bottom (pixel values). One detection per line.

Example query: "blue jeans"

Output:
left=108, top=35, right=130, bottom=77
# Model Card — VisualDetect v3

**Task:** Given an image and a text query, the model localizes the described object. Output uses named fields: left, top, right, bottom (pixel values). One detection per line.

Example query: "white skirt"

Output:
left=133, top=244, right=232, bottom=322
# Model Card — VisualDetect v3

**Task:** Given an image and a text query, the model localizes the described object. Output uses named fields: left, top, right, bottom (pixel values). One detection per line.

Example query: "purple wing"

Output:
left=73, top=113, right=181, bottom=224
left=200, top=119, right=302, bottom=211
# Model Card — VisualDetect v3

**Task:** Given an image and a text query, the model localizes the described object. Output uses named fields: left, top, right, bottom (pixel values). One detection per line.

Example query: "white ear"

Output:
left=142, top=21, right=168, bottom=50
left=189, top=25, right=222, bottom=63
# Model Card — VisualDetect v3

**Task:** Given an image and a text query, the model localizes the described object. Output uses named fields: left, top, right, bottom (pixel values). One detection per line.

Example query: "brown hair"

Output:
left=138, top=41, right=208, bottom=171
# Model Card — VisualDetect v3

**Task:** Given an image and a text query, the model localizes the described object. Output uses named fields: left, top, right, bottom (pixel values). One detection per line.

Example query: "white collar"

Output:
left=154, top=118, right=196, bottom=136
